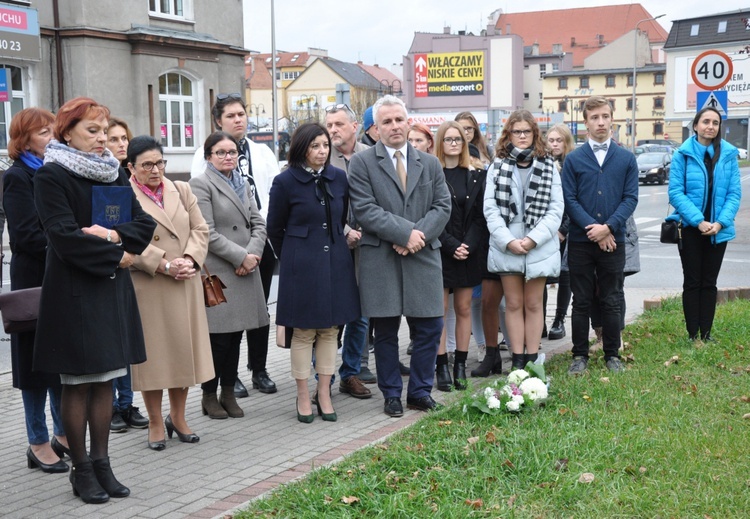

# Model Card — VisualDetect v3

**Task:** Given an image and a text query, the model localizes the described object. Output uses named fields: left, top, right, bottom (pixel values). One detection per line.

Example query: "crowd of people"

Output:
left=1, top=92, right=740, bottom=504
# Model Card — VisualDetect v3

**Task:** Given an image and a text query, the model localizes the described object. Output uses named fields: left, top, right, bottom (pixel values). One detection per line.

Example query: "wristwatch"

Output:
left=164, top=261, right=171, bottom=275
left=106, top=230, right=112, bottom=242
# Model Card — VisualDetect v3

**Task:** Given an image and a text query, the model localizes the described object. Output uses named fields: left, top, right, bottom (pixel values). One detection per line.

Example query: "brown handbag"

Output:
left=0, top=286, right=42, bottom=334
left=201, top=265, right=227, bottom=307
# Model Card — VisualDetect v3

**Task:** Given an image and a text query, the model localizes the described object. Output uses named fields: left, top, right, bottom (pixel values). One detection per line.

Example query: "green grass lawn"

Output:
left=238, top=298, right=750, bottom=518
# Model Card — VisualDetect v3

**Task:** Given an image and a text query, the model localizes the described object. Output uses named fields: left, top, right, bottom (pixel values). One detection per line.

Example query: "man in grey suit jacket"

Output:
left=349, top=95, right=451, bottom=417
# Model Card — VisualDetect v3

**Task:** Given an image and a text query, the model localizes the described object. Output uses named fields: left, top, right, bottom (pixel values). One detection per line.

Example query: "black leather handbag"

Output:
left=660, top=219, right=681, bottom=245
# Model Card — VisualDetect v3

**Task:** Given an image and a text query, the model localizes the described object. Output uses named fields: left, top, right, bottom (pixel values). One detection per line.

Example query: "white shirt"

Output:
left=382, top=143, right=409, bottom=174
left=588, top=138, right=611, bottom=167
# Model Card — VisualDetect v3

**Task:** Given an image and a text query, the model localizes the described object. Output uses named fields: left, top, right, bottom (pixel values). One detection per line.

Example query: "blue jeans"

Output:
left=339, top=316, right=369, bottom=380
left=22, top=386, right=64, bottom=445
left=112, top=365, right=134, bottom=411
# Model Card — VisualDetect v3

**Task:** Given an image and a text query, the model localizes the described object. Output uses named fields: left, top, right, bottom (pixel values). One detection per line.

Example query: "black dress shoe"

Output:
left=383, top=397, right=404, bottom=417
left=27, top=447, right=69, bottom=473
left=51, top=437, right=71, bottom=459
left=399, top=361, right=410, bottom=376
left=251, top=371, right=278, bottom=394
left=435, top=363, right=452, bottom=392
left=234, top=378, right=249, bottom=398
left=406, top=395, right=443, bottom=412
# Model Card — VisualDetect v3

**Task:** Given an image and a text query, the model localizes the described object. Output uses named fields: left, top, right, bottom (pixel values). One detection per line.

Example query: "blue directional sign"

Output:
left=696, top=90, right=728, bottom=120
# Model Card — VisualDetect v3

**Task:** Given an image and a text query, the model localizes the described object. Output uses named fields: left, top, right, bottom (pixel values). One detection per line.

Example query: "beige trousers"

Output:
left=289, top=327, right=338, bottom=379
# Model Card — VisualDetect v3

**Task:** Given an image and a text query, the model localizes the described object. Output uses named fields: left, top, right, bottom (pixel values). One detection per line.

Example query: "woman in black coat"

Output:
left=3, top=107, right=69, bottom=474
left=267, top=123, right=360, bottom=423
left=33, top=98, right=156, bottom=504
left=434, top=121, right=486, bottom=391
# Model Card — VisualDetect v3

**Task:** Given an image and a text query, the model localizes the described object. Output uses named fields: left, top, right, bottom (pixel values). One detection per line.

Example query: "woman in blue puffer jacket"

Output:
left=667, top=106, right=741, bottom=341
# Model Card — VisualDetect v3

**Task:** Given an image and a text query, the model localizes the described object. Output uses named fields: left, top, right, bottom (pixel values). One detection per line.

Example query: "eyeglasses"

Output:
left=137, top=160, right=167, bottom=171
left=510, top=129, right=533, bottom=137
left=211, top=150, right=239, bottom=159
left=216, top=92, right=242, bottom=101
left=443, top=137, right=463, bottom=144
left=325, top=103, right=354, bottom=115
left=462, top=126, right=475, bottom=133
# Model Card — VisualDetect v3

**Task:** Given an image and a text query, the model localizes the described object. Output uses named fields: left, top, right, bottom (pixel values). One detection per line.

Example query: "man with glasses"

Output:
left=324, top=104, right=374, bottom=399
left=191, top=93, right=280, bottom=397
left=349, top=96, right=450, bottom=417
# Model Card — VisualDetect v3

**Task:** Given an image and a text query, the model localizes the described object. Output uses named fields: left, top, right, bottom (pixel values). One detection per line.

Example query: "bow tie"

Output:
left=592, top=143, right=608, bottom=153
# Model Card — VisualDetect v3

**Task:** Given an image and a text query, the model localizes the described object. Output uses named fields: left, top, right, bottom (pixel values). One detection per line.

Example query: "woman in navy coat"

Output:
left=266, top=123, right=360, bottom=424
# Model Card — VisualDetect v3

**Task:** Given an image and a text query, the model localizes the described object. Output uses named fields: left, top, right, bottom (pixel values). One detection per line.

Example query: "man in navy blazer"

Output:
left=561, top=96, right=638, bottom=375
left=348, top=96, right=451, bottom=417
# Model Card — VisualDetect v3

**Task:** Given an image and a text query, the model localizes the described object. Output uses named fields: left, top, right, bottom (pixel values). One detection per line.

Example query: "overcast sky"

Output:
left=243, top=0, right=748, bottom=66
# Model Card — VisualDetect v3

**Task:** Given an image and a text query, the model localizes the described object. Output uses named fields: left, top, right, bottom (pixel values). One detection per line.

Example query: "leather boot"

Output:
left=70, top=460, right=109, bottom=504
left=201, top=391, right=228, bottom=419
left=511, top=353, right=526, bottom=370
left=526, top=352, right=538, bottom=366
left=220, top=386, right=245, bottom=418
left=92, top=457, right=129, bottom=498
left=548, top=311, right=566, bottom=340
left=453, top=361, right=467, bottom=390
left=436, top=363, right=452, bottom=392
left=471, top=346, right=499, bottom=377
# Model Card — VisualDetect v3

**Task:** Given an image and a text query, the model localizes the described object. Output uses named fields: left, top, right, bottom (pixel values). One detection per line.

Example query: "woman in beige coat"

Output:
left=189, top=131, right=269, bottom=420
left=128, top=136, right=214, bottom=450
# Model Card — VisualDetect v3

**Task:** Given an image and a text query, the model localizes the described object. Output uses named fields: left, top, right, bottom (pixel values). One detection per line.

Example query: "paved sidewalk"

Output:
left=0, top=286, right=672, bottom=518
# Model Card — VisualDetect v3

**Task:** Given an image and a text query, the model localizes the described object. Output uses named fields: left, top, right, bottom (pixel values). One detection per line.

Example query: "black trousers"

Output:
left=203, top=331, right=243, bottom=393
left=678, top=226, right=727, bottom=339
left=568, top=241, right=625, bottom=360
left=246, top=241, right=276, bottom=372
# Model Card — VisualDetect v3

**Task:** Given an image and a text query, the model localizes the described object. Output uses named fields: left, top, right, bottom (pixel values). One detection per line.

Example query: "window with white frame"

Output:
left=0, top=65, right=26, bottom=152
left=158, top=72, right=195, bottom=149
left=149, top=0, right=193, bottom=20
left=539, top=64, right=546, bottom=78
left=282, top=71, right=300, bottom=81
left=717, top=21, right=727, bottom=33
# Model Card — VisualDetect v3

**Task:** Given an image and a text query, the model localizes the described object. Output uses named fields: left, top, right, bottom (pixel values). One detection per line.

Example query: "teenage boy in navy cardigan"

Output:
left=561, top=96, right=638, bottom=374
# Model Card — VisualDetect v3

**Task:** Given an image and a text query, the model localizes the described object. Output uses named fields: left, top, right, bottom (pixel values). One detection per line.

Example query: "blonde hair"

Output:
left=435, top=121, right=470, bottom=169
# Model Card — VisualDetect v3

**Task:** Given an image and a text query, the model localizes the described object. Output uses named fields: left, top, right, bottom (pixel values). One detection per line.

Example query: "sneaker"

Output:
left=339, top=376, right=372, bottom=399
left=476, top=343, right=486, bottom=362
left=605, top=357, right=625, bottom=373
left=568, top=356, right=589, bottom=375
left=498, top=338, right=508, bottom=351
left=110, top=408, right=127, bottom=433
left=406, top=341, right=414, bottom=355
left=358, top=366, right=377, bottom=384
left=122, top=405, right=149, bottom=429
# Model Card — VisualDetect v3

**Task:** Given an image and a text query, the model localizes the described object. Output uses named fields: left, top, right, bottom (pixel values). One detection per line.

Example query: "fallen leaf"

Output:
left=438, top=420, right=453, bottom=427
left=664, top=355, right=679, bottom=367
left=464, top=498, right=483, bottom=509
left=503, top=459, right=515, bottom=469
left=640, top=466, right=647, bottom=474
left=376, top=444, right=388, bottom=450
left=691, top=384, right=698, bottom=396
left=485, top=431, right=498, bottom=444
left=324, top=495, right=333, bottom=503
left=341, top=496, right=360, bottom=505
left=507, top=495, right=517, bottom=507
left=554, top=458, right=569, bottom=472
left=742, top=413, right=750, bottom=419
left=583, top=394, right=592, bottom=401
left=578, top=472, right=595, bottom=484
left=672, top=375, right=682, bottom=381
left=537, top=482, right=552, bottom=488
left=600, top=377, right=610, bottom=383
left=467, top=436, right=479, bottom=445
left=740, top=396, right=750, bottom=403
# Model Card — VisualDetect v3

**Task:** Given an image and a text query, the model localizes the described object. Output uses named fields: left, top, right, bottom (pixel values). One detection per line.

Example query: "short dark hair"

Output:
left=127, top=135, right=163, bottom=166
left=288, top=123, right=330, bottom=169
left=211, top=94, right=246, bottom=130
left=204, top=131, right=239, bottom=160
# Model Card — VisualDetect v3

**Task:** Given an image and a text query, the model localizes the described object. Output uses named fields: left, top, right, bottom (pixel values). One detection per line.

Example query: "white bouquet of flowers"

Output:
left=469, top=359, right=549, bottom=415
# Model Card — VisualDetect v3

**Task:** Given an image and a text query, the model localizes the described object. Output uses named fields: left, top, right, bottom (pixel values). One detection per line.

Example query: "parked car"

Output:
left=637, top=138, right=680, bottom=147
left=637, top=152, right=671, bottom=185
left=640, top=144, right=676, bottom=156
left=738, top=148, right=748, bottom=160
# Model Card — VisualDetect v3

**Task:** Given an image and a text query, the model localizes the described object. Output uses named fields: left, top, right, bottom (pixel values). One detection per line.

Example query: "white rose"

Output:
left=484, top=387, right=495, bottom=399
left=506, top=400, right=520, bottom=412
left=512, top=394, right=525, bottom=404
left=519, top=377, right=549, bottom=401
left=507, top=369, right=529, bottom=385
left=487, top=396, right=501, bottom=409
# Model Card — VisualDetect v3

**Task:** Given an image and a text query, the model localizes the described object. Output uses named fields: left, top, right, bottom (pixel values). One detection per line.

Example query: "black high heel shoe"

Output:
left=92, top=457, right=130, bottom=498
left=315, top=400, right=338, bottom=422
left=70, top=461, right=109, bottom=504
left=27, top=447, right=69, bottom=473
left=147, top=428, right=166, bottom=451
left=51, top=437, right=71, bottom=459
left=165, top=415, right=199, bottom=443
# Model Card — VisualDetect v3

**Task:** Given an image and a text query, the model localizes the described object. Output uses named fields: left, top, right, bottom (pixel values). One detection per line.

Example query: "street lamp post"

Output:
left=249, top=103, right=266, bottom=130
left=545, top=107, right=552, bottom=133
left=298, top=94, right=318, bottom=122
left=631, top=14, right=665, bottom=152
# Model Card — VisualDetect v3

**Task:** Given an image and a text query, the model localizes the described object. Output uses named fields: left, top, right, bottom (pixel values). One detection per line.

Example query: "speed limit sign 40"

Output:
left=691, top=50, right=733, bottom=90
